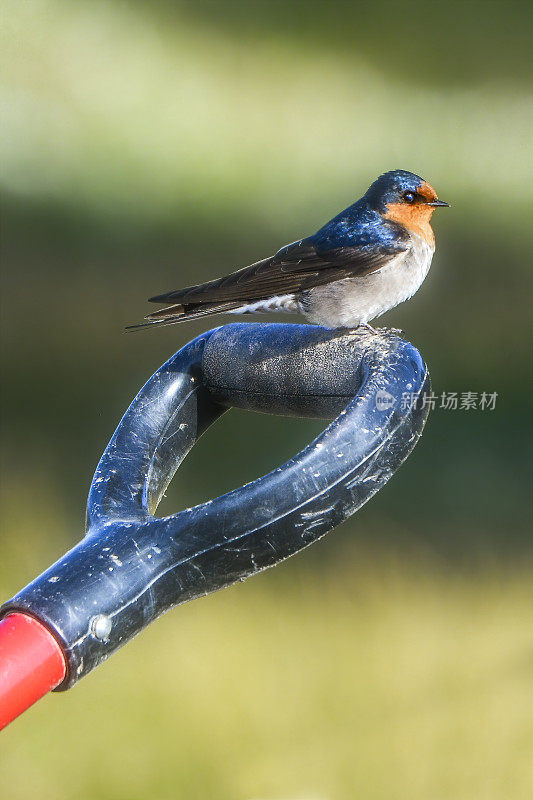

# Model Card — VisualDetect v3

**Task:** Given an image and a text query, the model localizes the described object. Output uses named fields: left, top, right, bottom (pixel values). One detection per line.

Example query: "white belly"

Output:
left=303, top=234, right=434, bottom=327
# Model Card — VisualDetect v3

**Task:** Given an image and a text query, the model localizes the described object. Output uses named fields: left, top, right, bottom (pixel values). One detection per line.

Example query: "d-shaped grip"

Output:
left=1, top=323, right=430, bottom=690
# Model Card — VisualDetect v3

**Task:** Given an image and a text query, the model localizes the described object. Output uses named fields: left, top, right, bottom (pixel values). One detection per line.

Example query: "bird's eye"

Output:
left=403, top=191, right=416, bottom=203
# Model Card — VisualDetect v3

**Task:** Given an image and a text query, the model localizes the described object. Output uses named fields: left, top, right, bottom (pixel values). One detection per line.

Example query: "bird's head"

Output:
left=364, top=169, right=449, bottom=245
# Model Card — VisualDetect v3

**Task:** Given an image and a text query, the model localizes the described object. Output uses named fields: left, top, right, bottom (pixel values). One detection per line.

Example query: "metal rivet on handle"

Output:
left=90, top=614, right=112, bottom=641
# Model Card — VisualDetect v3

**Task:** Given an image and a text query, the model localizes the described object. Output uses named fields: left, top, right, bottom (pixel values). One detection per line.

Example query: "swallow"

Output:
left=130, top=170, right=448, bottom=332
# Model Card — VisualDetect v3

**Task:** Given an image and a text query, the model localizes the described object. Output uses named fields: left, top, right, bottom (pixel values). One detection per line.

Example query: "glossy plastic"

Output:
left=1, top=323, right=430, bottom=692
left=0, top=613, right=66, bottom=729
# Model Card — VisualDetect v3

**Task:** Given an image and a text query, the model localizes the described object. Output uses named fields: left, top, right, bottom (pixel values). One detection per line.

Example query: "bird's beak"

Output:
left=427, top=199, right=450, bottom=207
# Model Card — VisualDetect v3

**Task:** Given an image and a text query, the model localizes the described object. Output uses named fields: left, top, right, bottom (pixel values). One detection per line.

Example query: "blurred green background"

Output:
left=1, top=1, right=532, bottom=797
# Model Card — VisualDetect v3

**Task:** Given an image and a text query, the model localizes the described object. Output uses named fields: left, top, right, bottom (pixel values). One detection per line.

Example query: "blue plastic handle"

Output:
left=1, top=323, right=430, bottom=689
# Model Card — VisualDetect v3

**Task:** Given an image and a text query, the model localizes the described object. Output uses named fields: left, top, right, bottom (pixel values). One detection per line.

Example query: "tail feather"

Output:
left=125, top=300, right=243, bottom=331
left=145, top=302, right=185, bottom=319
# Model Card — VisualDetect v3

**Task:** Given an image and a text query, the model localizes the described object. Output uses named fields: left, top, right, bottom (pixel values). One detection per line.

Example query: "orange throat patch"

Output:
left=384, top=203, right=436, bottom=246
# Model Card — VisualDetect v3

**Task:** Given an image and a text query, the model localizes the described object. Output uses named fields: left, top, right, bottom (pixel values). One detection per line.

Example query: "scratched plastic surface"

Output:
left=0, top=323, right=430, bottom=689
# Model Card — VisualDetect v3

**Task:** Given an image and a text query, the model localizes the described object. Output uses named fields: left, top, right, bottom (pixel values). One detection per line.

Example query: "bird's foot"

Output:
left=360, top=324, right=405, bottom=336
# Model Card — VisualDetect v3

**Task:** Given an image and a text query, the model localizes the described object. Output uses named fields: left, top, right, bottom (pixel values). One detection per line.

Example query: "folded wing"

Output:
left=130, top=235, right=408, bottom=328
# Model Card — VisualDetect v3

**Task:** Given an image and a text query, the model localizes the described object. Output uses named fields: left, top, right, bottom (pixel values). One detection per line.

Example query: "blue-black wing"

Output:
left=145, top=234, right=408, bottom=320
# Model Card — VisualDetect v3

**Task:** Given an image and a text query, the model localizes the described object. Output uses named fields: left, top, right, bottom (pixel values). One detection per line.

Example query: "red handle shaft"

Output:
left=0, top=613, right=66, bottom=730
